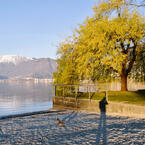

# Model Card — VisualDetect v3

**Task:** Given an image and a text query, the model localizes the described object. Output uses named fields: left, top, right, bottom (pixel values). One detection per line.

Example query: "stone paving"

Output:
left=0, top=110, right=145, bottom=145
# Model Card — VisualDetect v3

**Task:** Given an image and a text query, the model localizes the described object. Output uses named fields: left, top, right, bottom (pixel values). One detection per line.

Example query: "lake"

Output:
left=0, top=80, right=52, bottom=117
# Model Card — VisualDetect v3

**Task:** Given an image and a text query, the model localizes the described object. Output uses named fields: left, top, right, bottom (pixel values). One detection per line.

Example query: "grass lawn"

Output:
left=57, top=89, right=145, bottom=106
left=78, top=90, right=145, bottom=106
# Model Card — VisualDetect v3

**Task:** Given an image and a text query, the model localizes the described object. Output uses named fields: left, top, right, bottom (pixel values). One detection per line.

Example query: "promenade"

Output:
left=0, top=110, right=144, bottom=145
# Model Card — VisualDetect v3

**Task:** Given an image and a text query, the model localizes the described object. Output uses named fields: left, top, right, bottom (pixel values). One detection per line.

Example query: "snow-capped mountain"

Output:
left=0, top=55, right=57, bottom=79
left=0, top=55, right=33, bottom=65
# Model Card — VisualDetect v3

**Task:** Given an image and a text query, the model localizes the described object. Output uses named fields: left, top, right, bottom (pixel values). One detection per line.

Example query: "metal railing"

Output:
left=52, top=84, right=109, bottom=101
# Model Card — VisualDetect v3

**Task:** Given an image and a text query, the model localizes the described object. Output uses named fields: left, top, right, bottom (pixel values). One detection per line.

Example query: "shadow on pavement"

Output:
left=96, top=97, right=108, bottom=145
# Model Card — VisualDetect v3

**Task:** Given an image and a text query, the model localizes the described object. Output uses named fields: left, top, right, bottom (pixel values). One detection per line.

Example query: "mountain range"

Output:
left=0, top=55, right=57, bottom=79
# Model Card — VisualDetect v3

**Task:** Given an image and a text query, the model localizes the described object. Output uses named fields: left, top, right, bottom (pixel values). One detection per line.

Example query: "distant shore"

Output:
left=0, top=78, right=54, bottom=83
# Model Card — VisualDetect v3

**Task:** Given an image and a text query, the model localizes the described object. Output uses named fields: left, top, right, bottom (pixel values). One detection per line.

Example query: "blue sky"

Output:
left=0, top=0, right=97, bottom=59
left=0, top=0, right=144, bottom=59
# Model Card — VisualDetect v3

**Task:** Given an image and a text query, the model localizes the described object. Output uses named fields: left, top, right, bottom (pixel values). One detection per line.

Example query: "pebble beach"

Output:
left=0, top=110, right=145, bottom=145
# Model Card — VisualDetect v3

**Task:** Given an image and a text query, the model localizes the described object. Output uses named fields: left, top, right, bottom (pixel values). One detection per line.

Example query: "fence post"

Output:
left=63, top=86, right=65, bottom=97
left=54, top=85, right=56, bottom=96
left=87, top=85, right=88, bottom=93
left=75, top=85, right=77, bottom=99
left=105, top=90, right=108, bottom=102
left=89, top=86, right=91, bottom=101
left=75, top=85, right=78, bottom=108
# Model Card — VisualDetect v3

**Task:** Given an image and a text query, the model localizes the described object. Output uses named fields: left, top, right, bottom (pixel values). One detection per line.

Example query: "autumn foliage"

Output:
left=53, top=0, right=145, bottom=91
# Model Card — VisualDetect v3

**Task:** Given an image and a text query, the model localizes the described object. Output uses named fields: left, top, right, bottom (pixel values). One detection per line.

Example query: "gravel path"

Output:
left=0, top=110, right=145, bottom=145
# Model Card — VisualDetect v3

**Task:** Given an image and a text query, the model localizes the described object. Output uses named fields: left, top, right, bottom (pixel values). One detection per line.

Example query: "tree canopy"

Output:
left=53, top=0, right=145, bottom=91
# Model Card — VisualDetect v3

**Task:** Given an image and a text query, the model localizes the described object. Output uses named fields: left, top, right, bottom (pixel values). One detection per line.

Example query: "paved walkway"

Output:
left=0, top=110, right=145, bottom=145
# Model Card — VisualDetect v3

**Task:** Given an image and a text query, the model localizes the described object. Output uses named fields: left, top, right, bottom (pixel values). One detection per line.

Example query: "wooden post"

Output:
left=54, top=85, right=56, bottom=96
left=87, top=85, right=88, bottom=93
left=105, top=90, right=108, bottom=102
left=89, top=86, right=91, bottom=101
left=70, top=85, right=72, bottom=93
left=75, top=85, right=78, bottom=108
left=63, top=86, right=65, bottom=97
left=75, top=85, right=77, bottom=99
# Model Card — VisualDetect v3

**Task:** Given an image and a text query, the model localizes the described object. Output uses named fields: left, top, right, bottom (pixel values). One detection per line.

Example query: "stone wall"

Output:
left=53, top=96, right=145, bottom=118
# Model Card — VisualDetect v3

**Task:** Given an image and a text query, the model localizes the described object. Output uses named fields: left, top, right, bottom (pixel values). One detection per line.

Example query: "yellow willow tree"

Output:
left=72, top=0, right=145, bottom=91
left=53, top=39, right=79, bottom=85
left=54, top=0, right=145, bottom=91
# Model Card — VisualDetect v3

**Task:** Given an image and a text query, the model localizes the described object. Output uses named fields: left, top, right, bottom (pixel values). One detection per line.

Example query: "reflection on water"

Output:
left=0, top=80, right=52, bottom=117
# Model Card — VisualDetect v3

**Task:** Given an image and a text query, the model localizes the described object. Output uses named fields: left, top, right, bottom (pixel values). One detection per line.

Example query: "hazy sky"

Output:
left=0, top=0, right=97, bottom=59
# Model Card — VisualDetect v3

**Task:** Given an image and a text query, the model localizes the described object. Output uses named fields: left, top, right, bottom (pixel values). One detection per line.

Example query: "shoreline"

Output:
left=0, top=110, right=53, bottom=120
left=0, top=109, right=144, bottom=144
left=1, top=101, right=145, bottom=120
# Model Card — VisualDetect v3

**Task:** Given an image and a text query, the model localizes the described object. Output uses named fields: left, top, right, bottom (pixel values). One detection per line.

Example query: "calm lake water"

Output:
left=0, top=80, right=52, bottom=117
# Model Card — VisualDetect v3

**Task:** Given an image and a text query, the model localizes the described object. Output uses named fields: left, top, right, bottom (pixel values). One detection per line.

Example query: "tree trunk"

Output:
left=120, top=40, right=136, bottom=91
left=121, top=70, right=128, bottom=91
